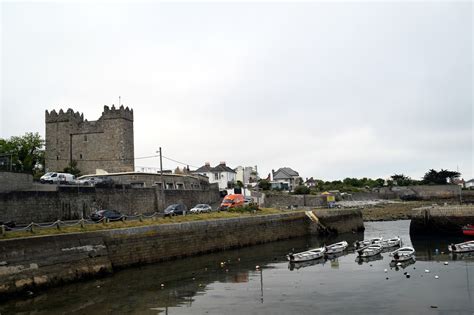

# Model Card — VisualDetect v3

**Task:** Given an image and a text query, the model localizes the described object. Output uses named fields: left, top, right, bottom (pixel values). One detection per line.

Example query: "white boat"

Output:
left=325, top=241, right=348, bottom=254
left=357, top=244, right=383, bottom=257
left=380, top=237, right=402, bottom=248
left=389, top=247, right=416, bottom=262
left=354, top=237, right=383, bottom=249
left=287, top=247, right=326, bottom=262
left=448, top=240, right=474, bottom=253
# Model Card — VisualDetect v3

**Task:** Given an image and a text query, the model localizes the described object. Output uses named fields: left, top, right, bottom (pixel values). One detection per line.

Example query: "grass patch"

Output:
left=1, top=208, right=285, bottom=240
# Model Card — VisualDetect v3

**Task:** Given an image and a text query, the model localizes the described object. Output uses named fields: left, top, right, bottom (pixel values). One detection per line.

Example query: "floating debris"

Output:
left=161, top=283, right=165, bottom=287
left=430, top=305, right=438, bottom=309
left=386, top=277, right=389, bottom=280
left=384, top=269, right=388, bottom=273
left=192, top=277, right=195, bottom=280
left=397, top=262, right=402, bottom=266
left=406, top=273, right=411, bottom=278
left=225, top=269, right=229, bottom=272
left=435, top=275, right=439, bottom=279
left=256, top=265, right=260, bottom=270
left=444, top=262, right=449, bottom=265
left=425, top=269, right=430, bottom=273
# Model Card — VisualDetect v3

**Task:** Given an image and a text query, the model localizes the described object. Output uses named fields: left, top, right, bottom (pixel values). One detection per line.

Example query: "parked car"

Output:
left=189, top=204, right=212, bottom=214
left=244, top=197, right=255, bottom=205
left=164, top=204, right=187, bottom=216
left=90, top=209, right=123, bottom=222
left=75, top=176, right=115, bottom=187
left=40, top=172, right=75, bottom=184
left=219, top=194, right=245, bottom=211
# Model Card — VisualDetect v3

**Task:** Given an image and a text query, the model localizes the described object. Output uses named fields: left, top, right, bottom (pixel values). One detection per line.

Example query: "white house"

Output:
left=466, top=179, right=474, bottom=189
left=234, top=166, right=258, bottom=185
left=272, top=167, right=301, bottom=191
left=194, top=162, right=236, bottom=190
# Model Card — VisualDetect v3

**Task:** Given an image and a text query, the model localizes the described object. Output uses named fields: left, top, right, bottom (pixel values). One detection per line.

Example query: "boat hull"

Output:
left=287, top=247, right=326, bottom=262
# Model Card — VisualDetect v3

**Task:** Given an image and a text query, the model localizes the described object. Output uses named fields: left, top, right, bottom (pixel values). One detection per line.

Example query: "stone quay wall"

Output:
left=0, top=209, right=363, bottom=297
left=0, top=187, right=221, bottom=224
left=263, top=194, right=326, bottom=208
left=409, top=205, right=474, bottom=235
left=0, top=172, right=33, bottom=193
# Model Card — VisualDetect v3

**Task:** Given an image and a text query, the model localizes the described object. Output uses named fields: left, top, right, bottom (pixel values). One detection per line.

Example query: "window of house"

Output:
left=214, top=173, right=219, bottom=180
left=176, top=183, right=184, bottom=190
left=166, top=183, right=174, bottom=190
left=84, top=135, right=87, bottom=142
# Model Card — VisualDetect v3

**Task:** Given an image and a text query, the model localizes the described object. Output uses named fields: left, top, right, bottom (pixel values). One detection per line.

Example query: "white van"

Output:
left=40, top=172, right=75, bottom=184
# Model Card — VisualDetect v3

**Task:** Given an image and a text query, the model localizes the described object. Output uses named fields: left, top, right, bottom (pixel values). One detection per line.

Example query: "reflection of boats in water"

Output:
left=288, top=257, right=327, bottom=270
left=355, top=253, right=383, bottom=264
left=448, top=240, right=474, bottom=253
left=389, top=257, right=416, bottom=270
left=325, top=251, right=346, bottom=260
left=451, top=251, right=474, bottom=260
left=389, top=247, right=416, bottom=262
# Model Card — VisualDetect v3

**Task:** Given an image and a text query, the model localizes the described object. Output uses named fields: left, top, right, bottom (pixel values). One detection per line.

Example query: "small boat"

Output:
left=448, top=240, right=474, bottom=253
left=287, top=247, right=326, bottom=262
left=380, top=237, right=402, bottom=248
left=390, top=247, right=416, bottom=262
left=357, top=244, right=383, bottom=257
left=354, top=237, right=383, bottom=249
left=325, top=241, right=348, bottom=254
left=462, top=225, right=474, bottom=236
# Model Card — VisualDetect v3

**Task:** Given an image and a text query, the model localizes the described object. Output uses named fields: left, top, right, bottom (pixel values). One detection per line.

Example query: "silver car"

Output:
left=189, top=204, right=212, bottom=214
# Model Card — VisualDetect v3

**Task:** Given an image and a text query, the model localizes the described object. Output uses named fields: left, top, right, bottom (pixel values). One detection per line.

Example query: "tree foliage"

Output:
left=258, top=179, right=271, bottom=191
left=293, top=185, right=310, bottom=195
left=422, top=169, right=460, bottom=185
left=63, top=160, right=81, bottom=177
left=0, top=132, right=44, bottom=177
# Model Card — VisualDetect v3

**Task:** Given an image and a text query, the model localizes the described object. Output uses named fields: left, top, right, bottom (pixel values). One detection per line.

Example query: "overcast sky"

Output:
left=1, top=1, right=472, bottom=181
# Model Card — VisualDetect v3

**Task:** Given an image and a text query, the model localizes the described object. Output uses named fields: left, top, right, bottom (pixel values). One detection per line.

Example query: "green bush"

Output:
left=228, top=204, right=260, bottom=213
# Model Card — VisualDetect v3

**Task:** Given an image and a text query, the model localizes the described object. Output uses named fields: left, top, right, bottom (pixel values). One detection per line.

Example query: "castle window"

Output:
left=84, top=135, right=87, bottom=142
left=56, top=156, right=59, bottom=160
left=80, top=154, right=83, bottom=159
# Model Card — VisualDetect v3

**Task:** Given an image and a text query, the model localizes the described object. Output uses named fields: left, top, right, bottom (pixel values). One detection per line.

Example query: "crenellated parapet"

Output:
left=100, top=105, right=133, bottom=121
left=45, top=108, right=84, bottom=123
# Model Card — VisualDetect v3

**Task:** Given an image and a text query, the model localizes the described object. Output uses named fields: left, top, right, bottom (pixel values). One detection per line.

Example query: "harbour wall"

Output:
left=409, top=205, right=474, bottom=235
left=0, top=209, right=363, bottom=297
left=0, top=186, right=220, bottom=224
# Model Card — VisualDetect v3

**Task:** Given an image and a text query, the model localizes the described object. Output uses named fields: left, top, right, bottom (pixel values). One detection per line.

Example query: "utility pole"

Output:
left=157, top=147, right=165, bottom=209
left=256, top=165, right=259, bottom=206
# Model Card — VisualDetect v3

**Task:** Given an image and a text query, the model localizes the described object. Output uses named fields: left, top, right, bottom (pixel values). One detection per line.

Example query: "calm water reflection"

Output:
left=1, top=220, right=473, bottom=314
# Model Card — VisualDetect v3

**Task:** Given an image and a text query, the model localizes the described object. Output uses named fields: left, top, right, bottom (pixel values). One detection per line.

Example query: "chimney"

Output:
left=219, top=161, right=226, bottom=166
left=205, top=162, right=210, bottom=166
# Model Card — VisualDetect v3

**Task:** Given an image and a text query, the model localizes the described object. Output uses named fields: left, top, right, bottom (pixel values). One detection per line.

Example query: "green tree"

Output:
left=293, top=185, right=310, bottom=195
left=63, top=160, right=81, bottom=177
left=422, top=169, right=460, bottom=185
left=0, top=132, right=45, bottom=176
left=258, top=179, right=271, bottom=191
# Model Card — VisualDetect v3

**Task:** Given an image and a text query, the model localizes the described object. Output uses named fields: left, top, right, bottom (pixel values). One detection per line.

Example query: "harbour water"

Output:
left=1, top=220, right=473, bottom=314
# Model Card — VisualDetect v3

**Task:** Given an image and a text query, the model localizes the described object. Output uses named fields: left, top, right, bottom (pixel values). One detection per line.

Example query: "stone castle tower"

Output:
left=45, top=105, right=134, bottom=175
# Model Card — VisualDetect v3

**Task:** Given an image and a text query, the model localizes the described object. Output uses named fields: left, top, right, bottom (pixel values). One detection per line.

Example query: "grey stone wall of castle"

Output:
left=45, top=105, right=134, bottom=175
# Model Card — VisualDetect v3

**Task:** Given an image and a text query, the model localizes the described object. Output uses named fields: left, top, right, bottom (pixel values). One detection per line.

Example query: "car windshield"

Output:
left=44, top=172, right=53, bottom=176
left=165, top=205, right=179, bottom=211
left=223, top=199, right=233, bottom=203
left=197, top=204, right=206, bottom=208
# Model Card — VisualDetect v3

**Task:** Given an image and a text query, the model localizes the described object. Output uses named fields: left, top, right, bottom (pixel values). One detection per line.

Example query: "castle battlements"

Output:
left=45, top=105, right=133, bottom=124
left=101, top=105, right=134, bottom=121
